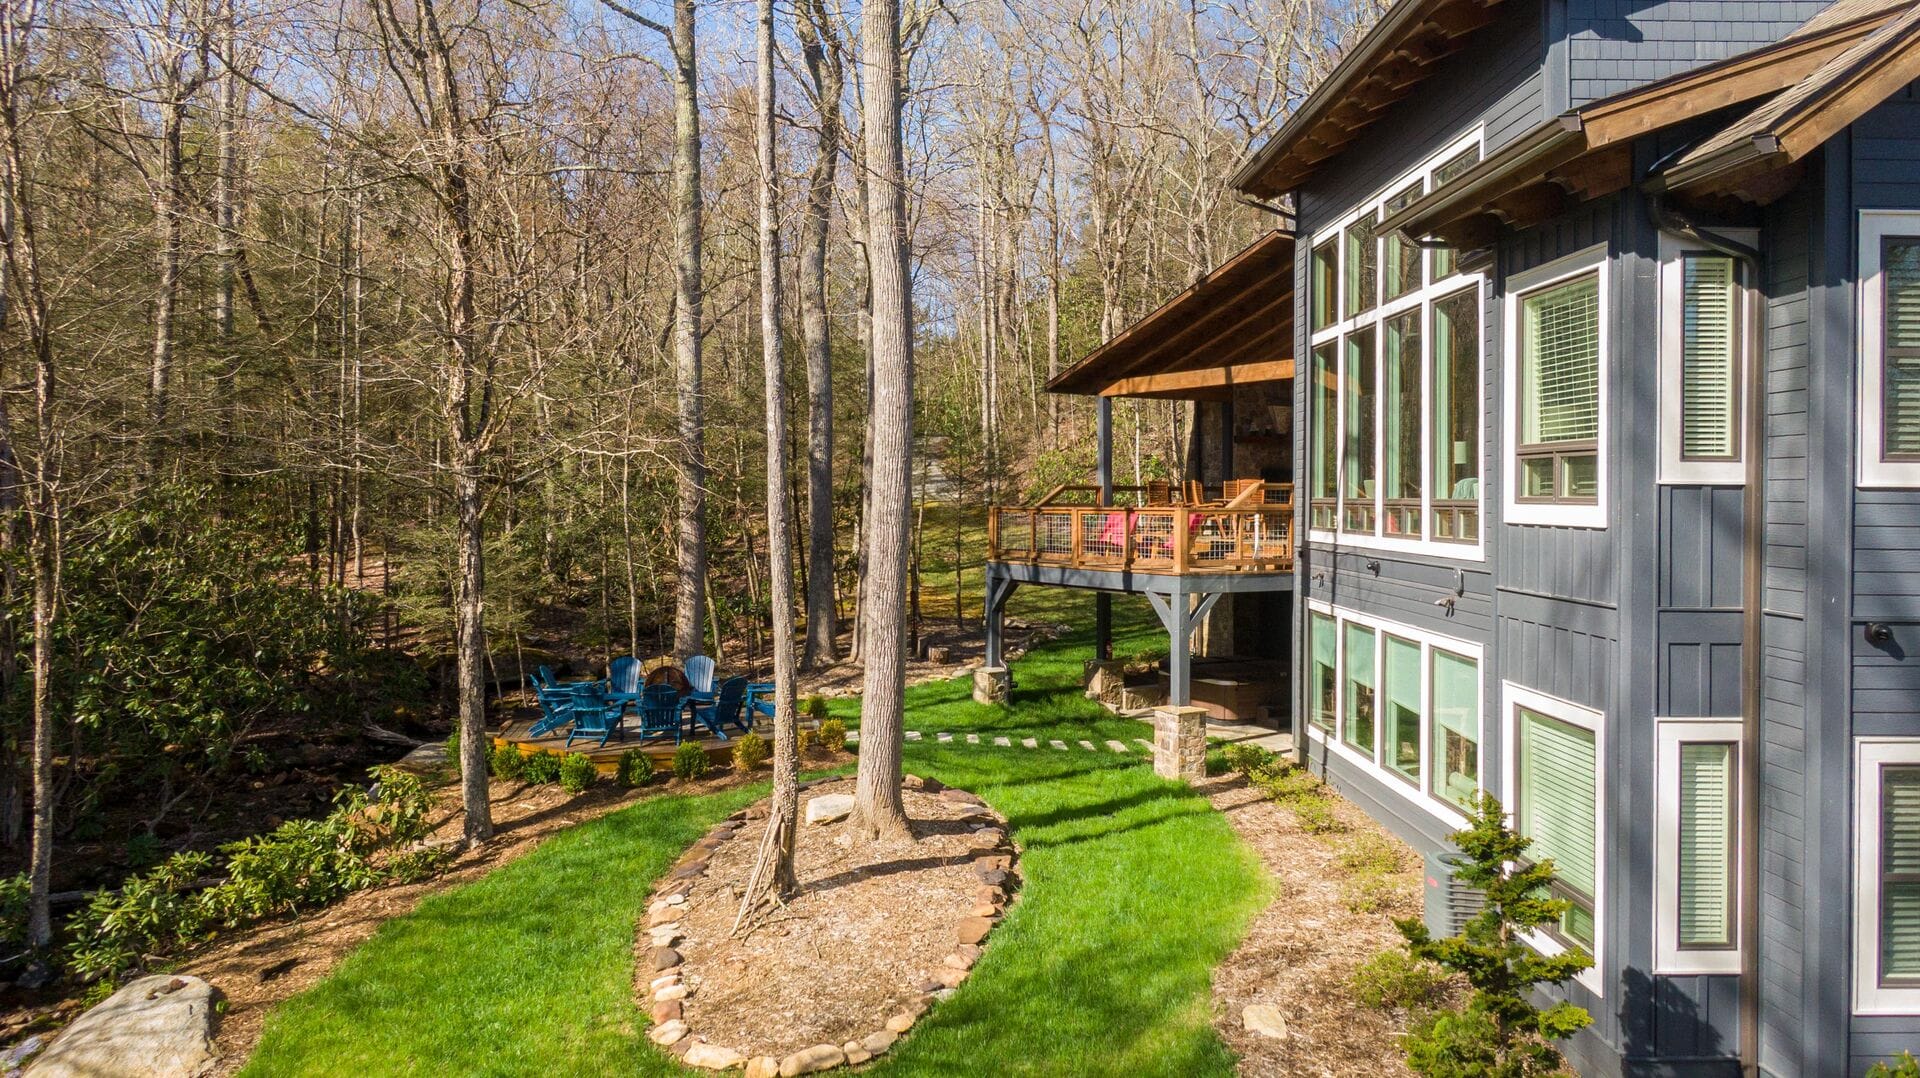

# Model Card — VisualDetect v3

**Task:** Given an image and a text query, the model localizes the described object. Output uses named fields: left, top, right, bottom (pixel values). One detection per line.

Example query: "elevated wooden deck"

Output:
left=987, top=481, right=1294, bottom=576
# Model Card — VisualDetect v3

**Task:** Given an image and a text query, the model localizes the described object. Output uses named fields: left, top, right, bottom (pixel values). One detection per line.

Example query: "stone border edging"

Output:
left=637, top=775, right=1020, bottom=1075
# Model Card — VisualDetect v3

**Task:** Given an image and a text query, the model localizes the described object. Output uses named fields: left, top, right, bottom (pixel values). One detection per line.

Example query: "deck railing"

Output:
left=988, top=483, right=1294, bottom=574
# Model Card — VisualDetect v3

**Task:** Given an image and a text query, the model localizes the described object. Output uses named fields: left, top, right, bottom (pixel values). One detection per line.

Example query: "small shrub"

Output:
left=1292, top=796, right=1347, bottom=834
left=1397, top=793, right=1592, bottom=1077
left=731, top=731, right=770, bottom=771
left=1204, top=746, right=1229, bottom=776
left=804, top=695, right=830, bottom=722
left=559, top=753, right=597, bottom=794
left=522, top=750, right=563, bottom=785
left=796, top=727, right=820, bottom=755
left=1869, top=1051, right=1920, bottom=1078
left=818, top=718, right=847, bottom=750
left=1343, top=872, right=1405, bottom=914
left=1223, top=742, right=1277, bottom=776
left=0, top=873, right=28, bottom=952
left=490, top=743, right=527, bottom=780
left=1352, top=949, right=1449, bottom=1010
left=382, top=845, right=455, bottom=885
left=1337, top=833, right=1405, bottom=876
left=672, top=742, right=710, bottom=781
left=617, top=749, right=655, bottom=788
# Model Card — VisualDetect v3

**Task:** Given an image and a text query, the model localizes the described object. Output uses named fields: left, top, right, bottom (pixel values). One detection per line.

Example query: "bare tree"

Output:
left=601, top=0, right=706, bottom=659
left=851, top=0, right=913, bottom=842
left=796, top=0, right=842, bottom=670
left=737, top=0, right=799, bottom=920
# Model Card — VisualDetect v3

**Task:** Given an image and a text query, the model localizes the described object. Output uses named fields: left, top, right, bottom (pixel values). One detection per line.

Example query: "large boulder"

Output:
left=803, top=793, right=854, bottom=826
left=27, top=975, right=218, bottom=1078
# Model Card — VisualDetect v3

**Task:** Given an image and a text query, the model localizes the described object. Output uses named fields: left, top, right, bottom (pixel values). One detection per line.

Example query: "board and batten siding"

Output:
left=1563, top=0, right=1832, bottom=106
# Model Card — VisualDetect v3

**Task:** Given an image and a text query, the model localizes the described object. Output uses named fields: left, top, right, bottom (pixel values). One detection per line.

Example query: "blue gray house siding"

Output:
left=1564, top=0, right=1832, bottom=105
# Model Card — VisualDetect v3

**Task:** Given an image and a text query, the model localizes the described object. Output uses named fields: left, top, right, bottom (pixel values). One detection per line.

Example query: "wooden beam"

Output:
left=1100, top=359, right=1296, bottom=399
left=1101, top=283, right=1294, bottom=383
left=1487, top=182, right=1567, bottom=230
left=1550, top=144, right=1633, bottom=201
left=1775, top=26, right=1920, bottom=161
left=1433, top=212, right=1502, bottom=251
left=1430, top=0, right=1496, bottom=38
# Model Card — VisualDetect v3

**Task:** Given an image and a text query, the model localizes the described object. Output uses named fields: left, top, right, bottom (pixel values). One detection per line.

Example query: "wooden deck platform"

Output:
left=489, top=715, right=762, bottom=775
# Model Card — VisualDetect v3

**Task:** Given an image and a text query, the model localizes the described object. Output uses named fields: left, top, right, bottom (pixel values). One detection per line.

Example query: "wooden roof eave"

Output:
left=1378, top=117, right=1587, bottom=241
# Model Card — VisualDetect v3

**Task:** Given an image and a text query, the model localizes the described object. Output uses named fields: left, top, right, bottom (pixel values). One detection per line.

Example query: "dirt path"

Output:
left=1201, top=774, right=1425, bottom=1078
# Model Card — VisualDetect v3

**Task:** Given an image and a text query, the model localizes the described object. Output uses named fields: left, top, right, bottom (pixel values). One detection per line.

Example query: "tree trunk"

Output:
left=454, top=452, right=492, bottom=846
left=797, top=0, right=841, bottom=671
left=851, top=0, right=912, bottom=842
left=740, top=0, right=799, bottom=916
left=668, top=0, right=707, bottom=659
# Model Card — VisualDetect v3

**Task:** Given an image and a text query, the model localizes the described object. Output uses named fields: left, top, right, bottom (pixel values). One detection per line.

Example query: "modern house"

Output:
left=987, top=0, right=1920, bottom=1072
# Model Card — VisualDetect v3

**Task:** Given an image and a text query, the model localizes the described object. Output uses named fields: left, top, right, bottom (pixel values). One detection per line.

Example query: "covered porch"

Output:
left=982, top=229, right=1297, bottom=717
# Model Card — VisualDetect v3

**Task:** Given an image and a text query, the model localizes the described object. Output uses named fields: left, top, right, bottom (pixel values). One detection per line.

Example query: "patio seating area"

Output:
left=493, top=654, right=771, bottom=772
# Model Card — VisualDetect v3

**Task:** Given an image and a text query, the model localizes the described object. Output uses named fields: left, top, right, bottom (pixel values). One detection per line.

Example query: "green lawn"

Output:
left=241, top=593, right=1268, bottom=1077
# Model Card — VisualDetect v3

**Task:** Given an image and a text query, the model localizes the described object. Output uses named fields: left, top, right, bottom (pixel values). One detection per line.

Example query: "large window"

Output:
left=1310, top=611, right=1336, bottom=735
left=1504, top=247, right=1608, bottom=527
left=1505, top=682, right=1603, bottom=993
left=1862, top=211, right=1920, bottom=486
left=1305, top=603, right=1481, bottom=823
left=1309, top=129, right=1485, bottom=553
left=1656, top=720, right=1740, bottom=973
left=1855, top=739, right=1920, bottom=1014
left=1659, top=234, right=1753, bottom=484
left=1310, top=342, right=1338, bottom=531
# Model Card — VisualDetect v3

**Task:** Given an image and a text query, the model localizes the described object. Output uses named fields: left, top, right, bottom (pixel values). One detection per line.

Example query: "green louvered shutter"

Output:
left=1677, top=742, right=1735, bottom=947
left=1521, top=275, right=1602, bottom=446
left=1881, top=765, right=1920, bottom=984
left=1680, top=255, right=1738, bottom=459
left=1518, top=708, right=1597, bottom=946
left=1885, top=239, right=1920, bottom=461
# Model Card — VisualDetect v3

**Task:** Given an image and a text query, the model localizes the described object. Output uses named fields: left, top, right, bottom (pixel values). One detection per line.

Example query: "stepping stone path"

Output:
left=1106, top=740, right=1129, bottom=753
left=905, top=731, right=922, bottom=741
left=1077, top=740, right=1097, bottom=751
left=899, top=728, right=1156, bottom=756
left=937, top=733, right=953, bottom=743
left=1135, top=739, right=1154, bottom=753
left=1050, top=740, right=1069, bottom=750
left=994, top=737, right=1011, bottom=747
left=966, top=734, right=980, bottom=744
left=1022, top=738, right=1038, bottom=748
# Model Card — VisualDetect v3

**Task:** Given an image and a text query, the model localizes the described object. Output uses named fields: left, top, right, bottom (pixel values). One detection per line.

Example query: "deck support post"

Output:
left=1146, top=587, right=1219, bottom=708
left=983, top=567, right=1019, bottom=670
left=1096, top=397, right=1113, bottom=662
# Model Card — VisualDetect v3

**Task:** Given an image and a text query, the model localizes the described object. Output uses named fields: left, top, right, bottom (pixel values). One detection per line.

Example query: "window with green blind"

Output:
left=1310, top=611, right=1337, bottom=734
left=1517, top=706, right=1598, bottom=949
left=1883, top=238, right=1920, bottom=462
left=1431, top=650, right=1478, bottom=811
left=1517, top=272, right=1602, bottom=503
left=1677, top=741, right=1736, bottom=949
left=1882, top=765, right=1920, bottom=986
left=1383, top=635, right=1420, bottom=783
left=1680, top=255, right=1740, bottom=460
left=1310, top=341, right=1338, bottom=531
left=1312, top=238, right=1339, bottom=333
left=1344, top=623, right=1376, bottom=755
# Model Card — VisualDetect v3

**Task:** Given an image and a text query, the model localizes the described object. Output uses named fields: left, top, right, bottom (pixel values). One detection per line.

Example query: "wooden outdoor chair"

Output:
left=564, top=689, right=626, bottom=749
left=635, top=684, right=685, bottom=745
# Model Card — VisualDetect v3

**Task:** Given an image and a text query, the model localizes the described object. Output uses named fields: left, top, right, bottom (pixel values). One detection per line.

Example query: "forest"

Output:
left=0, top=0, right=1378, bottom=991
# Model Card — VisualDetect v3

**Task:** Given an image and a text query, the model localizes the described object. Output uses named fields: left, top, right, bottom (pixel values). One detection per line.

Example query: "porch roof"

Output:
left=1045, top=230, right=1295, bottom=401
left=1378, top=0, right=1914, bottom=246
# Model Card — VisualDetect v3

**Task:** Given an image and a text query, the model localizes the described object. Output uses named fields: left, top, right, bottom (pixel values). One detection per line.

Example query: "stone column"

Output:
left=1083, top=659, right=1126, bottom=703
left=973, top=666, right=1010, bottom=705
left=1153, top=705, right=1208, bottom=782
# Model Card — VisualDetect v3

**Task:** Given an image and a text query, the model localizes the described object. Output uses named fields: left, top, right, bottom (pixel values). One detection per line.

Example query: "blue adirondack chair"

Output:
left=565, top=689, right=625, bottom=749
left=683, top=655, right=716, bottom=705
left=528, top=667, right=594, bottom=736
left=607, top=656, right=643, bottom=710
left=635, top=684, right=685, bottom=744
left=745, top=682, right=775, bottom=726
left=689, top=676, right=747, bottom=739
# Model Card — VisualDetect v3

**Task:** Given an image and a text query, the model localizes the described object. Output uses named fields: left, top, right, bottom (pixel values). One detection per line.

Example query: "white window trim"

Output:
left=1855, top=737, right=1920, bottom=1014
left=1859, top=210, right=1920, bottom=487
left=1304, top=599, right=1483, bottom=830
left=1306, top=125, right=1487, bottom=561
left=1502, top=244, right=1611, bottom=528
left=1654, top=718, right=1742, bottom=975
left=1658, top=232, right=1756, bottom=486
left=1502, top=680, right=1605, bottom=997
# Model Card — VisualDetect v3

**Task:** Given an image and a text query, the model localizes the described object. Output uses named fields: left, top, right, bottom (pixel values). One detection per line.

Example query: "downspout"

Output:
left=1647, top=190, right=1765, bottom=1078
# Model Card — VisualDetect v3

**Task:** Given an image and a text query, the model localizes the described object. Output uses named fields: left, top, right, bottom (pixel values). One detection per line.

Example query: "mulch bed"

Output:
left=1202, top=773, right=1435, bottom=1077
left=640, top=776, right=1016, bottom=1073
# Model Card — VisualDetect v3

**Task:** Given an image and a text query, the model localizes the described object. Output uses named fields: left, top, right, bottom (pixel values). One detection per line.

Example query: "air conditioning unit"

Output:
left=1423, top=849, right=1485, bottom=938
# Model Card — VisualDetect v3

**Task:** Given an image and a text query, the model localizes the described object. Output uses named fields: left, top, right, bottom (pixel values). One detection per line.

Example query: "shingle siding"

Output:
left=1565, top=0, right=1832, bottom=105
